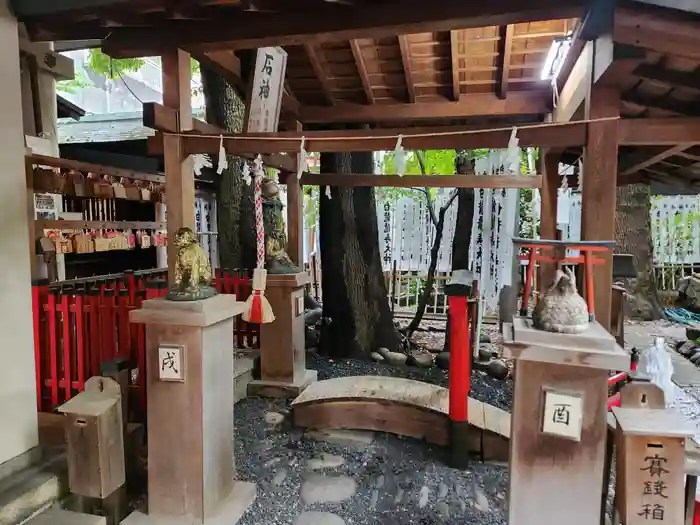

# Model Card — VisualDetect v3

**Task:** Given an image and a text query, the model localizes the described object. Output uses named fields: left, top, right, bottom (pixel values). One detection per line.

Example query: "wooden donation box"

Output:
left=58, top=376, right=125, bottom=499
left=249, top=272, right=317, bottom=397
left=127, top=295, right=256, bottom=525
left=613, top=406, right=693, bottom=525
left=504, top=317, right=630, bottom=525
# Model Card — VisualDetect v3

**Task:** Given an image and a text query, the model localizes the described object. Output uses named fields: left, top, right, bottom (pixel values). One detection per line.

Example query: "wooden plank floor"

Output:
left=292, top=376, right=511, bottom=457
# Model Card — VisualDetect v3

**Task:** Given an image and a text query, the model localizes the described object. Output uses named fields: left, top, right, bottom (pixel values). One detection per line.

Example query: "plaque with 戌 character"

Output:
left=157, top=344, right=185, bottom=382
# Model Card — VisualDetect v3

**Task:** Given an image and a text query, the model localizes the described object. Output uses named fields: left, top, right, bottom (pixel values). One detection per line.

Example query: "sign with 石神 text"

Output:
left=245, top=47, right=287, bottom=134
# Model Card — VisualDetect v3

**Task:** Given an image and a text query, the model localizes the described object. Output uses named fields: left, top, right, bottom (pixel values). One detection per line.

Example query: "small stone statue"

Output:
left=532, top=267, right=589, bottom=334
left=261, top=178, right=301, bottom=275
left=166, top=227, right=218, bottom=301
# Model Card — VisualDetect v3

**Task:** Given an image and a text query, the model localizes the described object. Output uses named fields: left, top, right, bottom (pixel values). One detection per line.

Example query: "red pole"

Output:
left=32, top=281, right=44, bottom=411
left=74, top=292, right=85, bottom=392
left=87, top=287, right=101, bottom=377
left=61, top=292, right=72, bottom=402
left=47, top=290, right=59, bottom=407
left=520, top=248, right=537, bottom=316
left=448, top=294, right=470, bottom=422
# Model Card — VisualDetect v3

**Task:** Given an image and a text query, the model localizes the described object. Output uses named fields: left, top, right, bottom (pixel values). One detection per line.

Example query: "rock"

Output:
left=436, top=352, right=450, bottom=370
left=687, top=327, right=700, bottom=342
left=370, top=352, right=385, bottom=363
left=264, top=457, right=282, bottom=468
left=474, top=486, right=490, bottom=512
left=678, top=341, right=698, bottom=357
left=436, top=501, right=450, bottom=518
left=478, top=344, right=497, bottom=362
left=418, top=485, right=430, bottom=508
left=384, top=351, right=408, bottom=366
left=370, top=489, right=379, bottom=509
left=691, top=351, right=700, bottom=365
left=264, top=412, right=285, bottom=425
left=479, top=333, right=492, bottom=344
left=305, top=428, right=375, bottom=448
left=407, top=353, right=434, bottom=368
left=486, top=359, right=509, bottom=380
left=307, top=454, right=345, bottom=470
left=272, top=469, right=287, bottom=486
left=376, top=347, right=391, bottom=358
left=438, top=482, right=448, bottom=500
left=294, top=512, right=346, bottom=525
left=301, top=474, right=357, bottom=505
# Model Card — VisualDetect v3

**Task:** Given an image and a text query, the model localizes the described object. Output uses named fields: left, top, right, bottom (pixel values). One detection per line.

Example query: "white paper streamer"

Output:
left=297, top=137, right=308, bottom=180
left=324, top=185, right=332, bottom=199
left=242, top=162, right=252, bottom=186
left=216, top=135, right=228, bottom=175
left=394, top=135, right=406, bottom=176
left=253, top=154, right=265, bottom=181
left=191, top=154, right=212, bottom=176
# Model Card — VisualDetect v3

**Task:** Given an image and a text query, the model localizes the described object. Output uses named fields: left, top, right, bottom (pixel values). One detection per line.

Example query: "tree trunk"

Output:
left=614, top=182, right=664, bottom=320
left=319, top=151, right=400, bottom=358
left=200, top=68, right=256, bottom=270
left=451, top=189, right=475, bottom=270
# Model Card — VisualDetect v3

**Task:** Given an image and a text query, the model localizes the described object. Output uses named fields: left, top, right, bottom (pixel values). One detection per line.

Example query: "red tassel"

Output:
left=249, top=292, right=262, bottom=323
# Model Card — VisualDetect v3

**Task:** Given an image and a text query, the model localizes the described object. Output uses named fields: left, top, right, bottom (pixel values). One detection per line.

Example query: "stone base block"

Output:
left=122, top=481, right=256, bottom=525
left=247, top=370, right=318, bottom=399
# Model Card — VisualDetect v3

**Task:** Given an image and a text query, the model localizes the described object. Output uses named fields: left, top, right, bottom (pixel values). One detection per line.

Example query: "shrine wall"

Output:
left=0, top=0, right=38, bottom=465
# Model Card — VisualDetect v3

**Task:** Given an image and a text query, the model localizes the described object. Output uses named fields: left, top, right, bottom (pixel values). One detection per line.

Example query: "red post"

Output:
left=61, top=292, right=72, bottom=401
left=47, top=290, right=59, bottom=408
left=74, top=293, right=85, bottom=392
left=521, top=248, right=537, bottom=315
left=32, top=281, right=45, bottom=411
left=583, top=250, right=596, bottom=321
left=448, top=294, right=470, bottom=423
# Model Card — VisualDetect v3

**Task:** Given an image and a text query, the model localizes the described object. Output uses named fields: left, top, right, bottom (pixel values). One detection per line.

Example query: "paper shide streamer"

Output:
left=216, top=135, right=228, bottom=175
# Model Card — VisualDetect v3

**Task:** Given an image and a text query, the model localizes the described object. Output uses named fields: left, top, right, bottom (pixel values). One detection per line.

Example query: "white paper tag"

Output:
left=557, top=188, right=571, bottom=225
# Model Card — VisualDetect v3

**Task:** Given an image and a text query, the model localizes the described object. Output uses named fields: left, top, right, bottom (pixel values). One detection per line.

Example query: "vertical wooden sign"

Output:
left=245, top=47, right=288, bottom=133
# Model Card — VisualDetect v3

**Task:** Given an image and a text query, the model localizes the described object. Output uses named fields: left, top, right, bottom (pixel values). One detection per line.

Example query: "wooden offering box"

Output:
left=503, top=317, right=630, bottom=525
left=613, top=407, right=694, bottom=525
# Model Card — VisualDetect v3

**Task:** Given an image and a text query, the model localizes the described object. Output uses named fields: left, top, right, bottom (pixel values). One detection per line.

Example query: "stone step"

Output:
left=0, top=451, right=67, bottom=525
left=234, top=353, right=257, bottom=404
left=21, top=508, right=105, bottom=525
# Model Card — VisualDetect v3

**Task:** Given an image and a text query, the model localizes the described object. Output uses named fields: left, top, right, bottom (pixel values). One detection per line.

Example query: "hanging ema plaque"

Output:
left=245, top=47, right=288, bottom=134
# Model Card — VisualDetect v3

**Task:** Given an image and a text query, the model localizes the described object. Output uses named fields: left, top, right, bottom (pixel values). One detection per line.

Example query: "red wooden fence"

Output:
left=32, top=268, right=259, bottom=414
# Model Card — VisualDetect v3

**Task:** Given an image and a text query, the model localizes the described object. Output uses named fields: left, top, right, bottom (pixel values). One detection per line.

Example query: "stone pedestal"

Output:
left=248, top=272, right=317, bottom=398
left=125, top=295, right=256, bottom=525
left=503, top=317, right=630, bottom=525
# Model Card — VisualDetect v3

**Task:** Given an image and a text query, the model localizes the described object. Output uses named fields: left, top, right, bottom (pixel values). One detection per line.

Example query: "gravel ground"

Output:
left=233, top=355, right=512, bottom=525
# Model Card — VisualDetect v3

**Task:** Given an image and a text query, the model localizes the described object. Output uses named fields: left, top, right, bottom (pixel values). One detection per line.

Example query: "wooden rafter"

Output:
left=304, top=43, right=334, bottom=105
left=349, top=39, right=374, bottom=104
left=633, top=62, right=700, bottom=92
left=100, top=0, right=586, bottom=57
left=299, top=91, right=549, bottom=123
left=449, top=31, right=461, bottom=102
left=496, top=25, right=514, bottom=99
left=620, top=144, right=694, bottom=176
left=397, top=35, right=416, bottom=103
left=623, top=90, right=700, bottom=117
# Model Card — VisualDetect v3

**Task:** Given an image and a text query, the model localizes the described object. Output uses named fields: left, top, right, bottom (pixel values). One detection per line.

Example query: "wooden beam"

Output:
left=614, top=5, right=700, bottom=61
left=296, top=173, right=543, bottom=189
left=299, top=91, right=550, bottom=123
left=349, top=39, right=374, bottom=104
left=398, top=35, right=416, bottom=103
left=142, top=102, right=296, bottom=172
left=633, top=62, right=700, bottom=92
left=161, top=49, right=196, bottom=285
left=618, top=118, right=700, bottom=146
left=177, top=122, right=587, bottom=155
left=622, top=90, right=700, bottom=117
left=449, top=31, right=461, bottom=101
left=620, top=144, right=694, bottom=176
left=304, top=44, right=334, bottom=105
left=101, top=0, right=586, bottom=57
left=18, top=38, right=74, bottom=81
left=581, top=84, right=620, bottom=331
left=496, top=25, right=514, bottom=99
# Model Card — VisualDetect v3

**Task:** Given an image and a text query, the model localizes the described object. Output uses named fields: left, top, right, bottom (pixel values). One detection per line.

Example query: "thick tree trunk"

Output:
left=614, top=182, right=664, bottom=320
left=319, top=151, right=400, bottom=358
left=452, top=189, right=475, bottom=270
left=201, top=68, right=256, bottom=270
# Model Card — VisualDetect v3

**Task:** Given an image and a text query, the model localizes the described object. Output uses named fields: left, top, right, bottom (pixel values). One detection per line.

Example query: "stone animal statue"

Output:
left=167, top=227, right=217, bottom=301
left=531, top=267, right=589, bottom=334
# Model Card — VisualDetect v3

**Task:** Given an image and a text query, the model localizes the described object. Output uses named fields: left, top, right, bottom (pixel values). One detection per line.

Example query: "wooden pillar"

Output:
left=538, top=150, right=561, bottom=291
left=161, top=49, right=195, bottom=285
left=286, top=121, right=303, bottom=267
left=582, top=85, right=620, bottom=330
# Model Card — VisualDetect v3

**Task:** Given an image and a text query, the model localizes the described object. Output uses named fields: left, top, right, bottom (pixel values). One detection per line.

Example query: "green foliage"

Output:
left=56, top=69, right=92, bottom=94
left=86, top=48, right=145, bottom=79
left=379, top=150, right=457, bottom=202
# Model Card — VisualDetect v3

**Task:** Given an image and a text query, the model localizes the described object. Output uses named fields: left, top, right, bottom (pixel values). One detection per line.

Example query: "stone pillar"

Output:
left=248, top=273, right=317, bottom=398
left=127, top=295, right=256, bottom=524
left=0, top=0, right=39, bottom=465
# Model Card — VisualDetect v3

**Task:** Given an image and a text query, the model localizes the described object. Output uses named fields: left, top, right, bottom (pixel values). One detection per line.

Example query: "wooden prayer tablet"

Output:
left=505, top=316, right=630, bottom=371
left=612, top=408, right=695, bottom=439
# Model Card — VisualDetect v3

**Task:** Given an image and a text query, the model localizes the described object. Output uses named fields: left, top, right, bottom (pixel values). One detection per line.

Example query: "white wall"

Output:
left=0, top=0, right=38, bottom=464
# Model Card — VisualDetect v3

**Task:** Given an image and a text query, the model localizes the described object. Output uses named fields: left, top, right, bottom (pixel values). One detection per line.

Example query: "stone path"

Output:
left=235, top=398, right=508, bottom=525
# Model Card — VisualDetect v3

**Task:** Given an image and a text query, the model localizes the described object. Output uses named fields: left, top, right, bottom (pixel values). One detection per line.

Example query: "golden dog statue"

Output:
left=166, top=227, right=217, bottom=301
